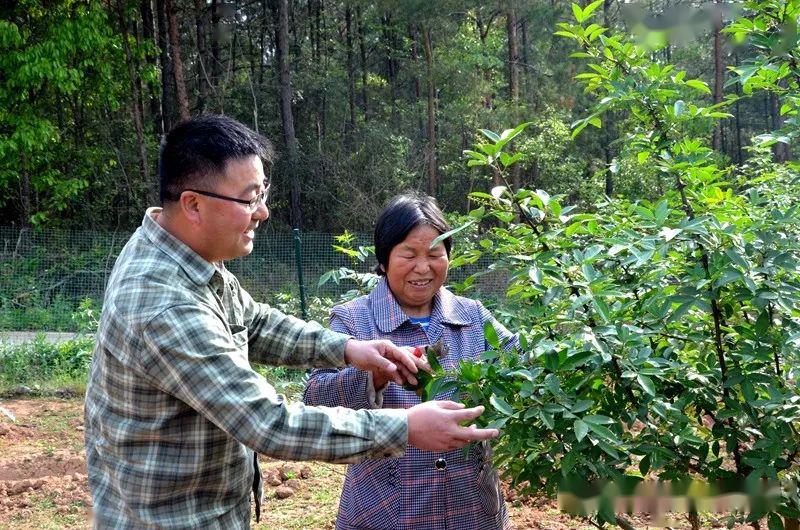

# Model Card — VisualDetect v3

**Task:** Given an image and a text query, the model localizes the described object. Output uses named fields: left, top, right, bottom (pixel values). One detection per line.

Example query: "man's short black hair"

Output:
left=373, top=192, right=451, bottom=275
left=158, top=115, right=275, bottom=204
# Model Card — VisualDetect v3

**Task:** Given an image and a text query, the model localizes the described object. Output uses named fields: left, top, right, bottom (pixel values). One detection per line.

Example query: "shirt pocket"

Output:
left=474, top=442, right=503, bottom=517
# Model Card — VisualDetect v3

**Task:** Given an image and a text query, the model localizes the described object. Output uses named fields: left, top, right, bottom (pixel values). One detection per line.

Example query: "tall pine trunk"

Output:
left=156, top=0, right=175, bottom=131
left=409, top=25, right=423, bottom=141
left=421, top=24, right=437, bottom=196
left=274, top=0, right=302, bottom=227
left=345, top=4, right=357, bottom=134
left=381, top=14, right=397, bottom=123
left=195, top=0, right=210, bottom=113
left=166, top=0, right=190, bottom=120
left=211, top=0, right=221, bottom=89
left=356, top=6, right=368, bottom=120
left=140, top=0, right=161, bottom=135
left=116, top=0, right=151, bottom=193
left=711, top=0, right=725, bottom=153
left=506, top=6, right=520, bottom=189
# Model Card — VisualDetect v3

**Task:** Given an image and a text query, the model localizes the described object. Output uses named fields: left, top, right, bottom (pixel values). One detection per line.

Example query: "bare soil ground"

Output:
left=0, top=398, right=762, bottom=530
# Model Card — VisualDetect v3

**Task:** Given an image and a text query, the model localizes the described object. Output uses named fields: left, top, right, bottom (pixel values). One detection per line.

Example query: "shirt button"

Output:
left=435, top=458, right=446, bottom=471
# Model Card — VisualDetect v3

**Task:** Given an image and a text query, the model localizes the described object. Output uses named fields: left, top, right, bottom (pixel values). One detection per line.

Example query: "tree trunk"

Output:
left=116, top=0, right=151, bottom=192
left=421, top=24, right=437, bottom=196
left=711, top=0, right=725, bottom=153
left=156, top=0, right=175, bottom=131
left=604, top=0, right=615, bottom=195
left=140, top=0, right=162, bottom=136
left=20, top=155, right=31, bottom=227
left=345, top=3, right=357, bottom=133
left=210, top=0, right=221, bottom=88
left=166, top=0, right=190, bottom=121
left=733, top=51, right=743, bottom=163
left=317, top=0, right=326, bottom=139
left=381, top=13, right=397, bottom=123
left=520, top=17, right=528, bottom=102
left=195, top=0, right=209, bottom=113
left=356, top=5, right=368, bottom=120
left=507, top=7, right=519, bottom=108
left=409, top=24, right=423, bottom=139
left=274, top=0, right=302, bottom=227
left=259, top=0, right=270, bottom=85
left=506, top=5, right=520, bottom=189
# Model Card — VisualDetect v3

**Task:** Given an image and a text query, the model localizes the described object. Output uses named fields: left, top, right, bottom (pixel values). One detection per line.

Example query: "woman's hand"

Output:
left=344, top=339, right=429, bottom=387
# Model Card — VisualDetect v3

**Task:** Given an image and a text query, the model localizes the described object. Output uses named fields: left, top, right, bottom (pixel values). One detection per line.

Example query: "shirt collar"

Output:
left=369, top=277, right=471, bottom=333
left=141, top=207, right=218, bottom=286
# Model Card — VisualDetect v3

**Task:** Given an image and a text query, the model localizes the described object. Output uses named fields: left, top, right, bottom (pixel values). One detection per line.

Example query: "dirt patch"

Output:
left=0, top=399, right=90, bottom=529
left=0, top=398, right=775, bottom=529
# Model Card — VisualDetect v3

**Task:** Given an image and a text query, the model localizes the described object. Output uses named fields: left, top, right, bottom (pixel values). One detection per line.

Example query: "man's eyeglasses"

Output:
left=169, top=185, right=270, bottom=214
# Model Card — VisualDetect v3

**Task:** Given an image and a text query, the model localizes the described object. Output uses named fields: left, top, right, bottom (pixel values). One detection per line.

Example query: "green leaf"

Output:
left=598, top=440, right=620, bottom=459
left=560, top=350, right=595, bottom=371
left=484, top=321, right=500, bottom=349
left=686, top=79, right=712, bottom=94
left=571, top=3, right=584, bottom=23
left=427, top=343, right=443, bottom=373
left=571, top=119, right=589, bottom=138
left=587, top=422, right=620, bottom=444
left=424, top=378, right=458, bottom=402
left=430, top=220, right=475, bottom=250
left=668, top=301, right=694, bottom=323
left=582, top=0, right=605, bottom=20
left=755, top=311, right=770, bottom=334
left=403, top=369, right=432, bottom=392
left=479, top=129, right=500, bottom=142
left=490, top=394, right=515, bottom=416
left=716, top=268, right=743, bottom=288
left=593, top=298, right=610, bottom=323
left=574, top=419, right=589, bottom=442
left=583, top=414, right=614, bottom=425
left=639, top=454, right=651, bottom=476
left=768, top=513, right=784, bottom=530
left=637, top=374, right=656, bottom=396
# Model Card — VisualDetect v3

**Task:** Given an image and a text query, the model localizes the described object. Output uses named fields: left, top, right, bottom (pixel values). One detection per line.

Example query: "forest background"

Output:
left=1, top=0, right=787, bottom=232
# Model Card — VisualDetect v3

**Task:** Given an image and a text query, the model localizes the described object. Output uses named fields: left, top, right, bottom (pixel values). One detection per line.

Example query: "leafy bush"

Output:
left=0, top=335, right=94, bottom=394
left=435, top=3, right=800, bottom=528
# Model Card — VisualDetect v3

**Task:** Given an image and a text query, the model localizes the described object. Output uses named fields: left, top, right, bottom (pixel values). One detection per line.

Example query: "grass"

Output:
left=0, top=335, right=312, bottom=400
left=0, top=335, right=93, bottom=396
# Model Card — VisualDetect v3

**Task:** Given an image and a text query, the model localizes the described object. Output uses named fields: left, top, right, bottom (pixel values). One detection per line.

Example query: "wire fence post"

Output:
left=292, top=228, right=308, bottom=320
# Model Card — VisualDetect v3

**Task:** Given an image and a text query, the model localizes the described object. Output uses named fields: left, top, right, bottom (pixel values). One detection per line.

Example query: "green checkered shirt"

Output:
left=85, top=208, right=407, bottom=529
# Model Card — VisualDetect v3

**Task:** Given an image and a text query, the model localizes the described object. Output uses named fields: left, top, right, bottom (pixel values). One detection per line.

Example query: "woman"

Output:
left=304, top=192, right=516, bottom=530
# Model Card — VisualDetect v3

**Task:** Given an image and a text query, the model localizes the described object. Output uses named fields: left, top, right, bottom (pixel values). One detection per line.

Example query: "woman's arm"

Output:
left=303, top=308, right=388, bottom=410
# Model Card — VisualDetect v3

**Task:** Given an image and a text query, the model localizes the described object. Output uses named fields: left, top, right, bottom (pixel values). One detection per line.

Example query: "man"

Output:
left=84, top=114, right=497, bottom=529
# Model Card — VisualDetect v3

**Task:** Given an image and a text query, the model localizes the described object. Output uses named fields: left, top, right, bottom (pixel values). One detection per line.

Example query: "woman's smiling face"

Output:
left=385, top=224, right=449, bottom=318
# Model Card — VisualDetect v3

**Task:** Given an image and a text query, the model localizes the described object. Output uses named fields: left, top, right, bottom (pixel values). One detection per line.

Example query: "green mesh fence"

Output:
left=0, top=225, right=506, bottom=331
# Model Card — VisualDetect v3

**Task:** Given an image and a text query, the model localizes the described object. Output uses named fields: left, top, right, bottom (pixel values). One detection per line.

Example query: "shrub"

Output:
left=435, top=3, right=800, bottom=528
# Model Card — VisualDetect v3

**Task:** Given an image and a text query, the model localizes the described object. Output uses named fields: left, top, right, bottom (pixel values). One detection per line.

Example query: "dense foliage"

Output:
left=0, top=0, right=780, bottom=230
left=426, top=2, right=800, bottom=528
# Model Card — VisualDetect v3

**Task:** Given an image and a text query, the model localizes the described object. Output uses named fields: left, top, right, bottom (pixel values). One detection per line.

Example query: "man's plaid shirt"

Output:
left=84, top=208, right=407, bottom=529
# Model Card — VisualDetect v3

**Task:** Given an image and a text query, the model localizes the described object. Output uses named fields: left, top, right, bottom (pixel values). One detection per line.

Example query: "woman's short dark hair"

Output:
left=158, top=114, right=275, bottom=204
left=374, top=192, right=451, bottom=275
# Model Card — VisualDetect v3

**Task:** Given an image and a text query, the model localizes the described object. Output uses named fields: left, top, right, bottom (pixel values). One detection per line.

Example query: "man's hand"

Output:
left=407, top=401, right=499, bottom=452
left=344, top=339, right=428, bottom=387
